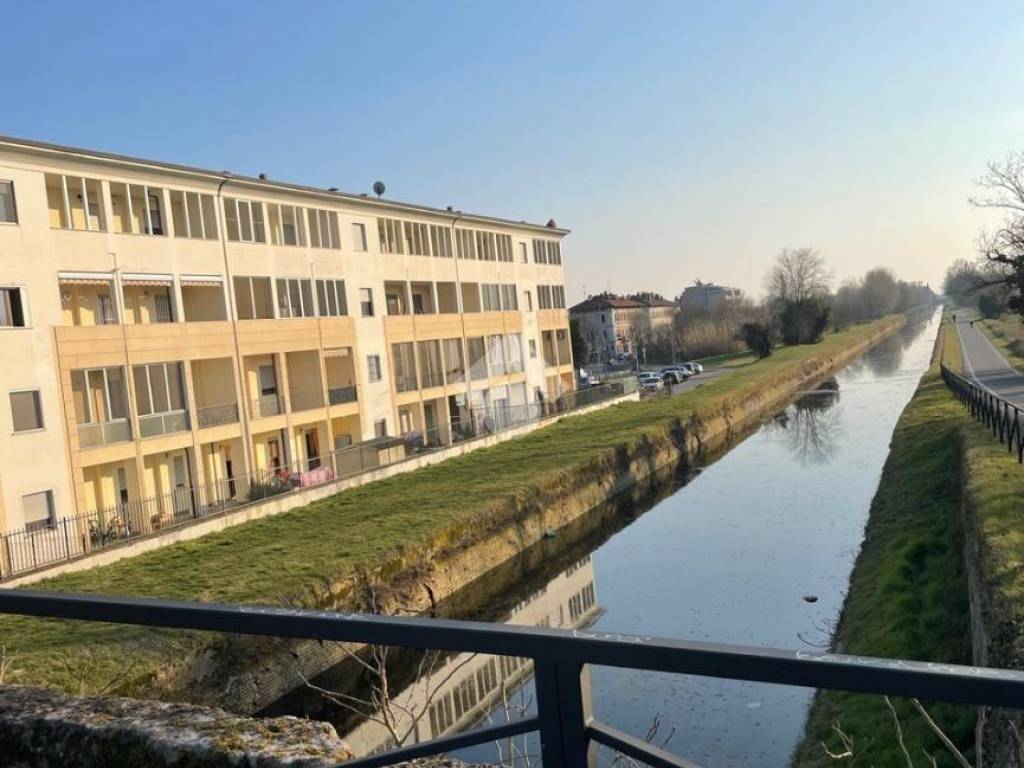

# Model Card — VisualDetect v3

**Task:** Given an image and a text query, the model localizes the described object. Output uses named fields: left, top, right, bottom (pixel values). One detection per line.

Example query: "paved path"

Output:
left=955, top=319, right=1024, bottom=407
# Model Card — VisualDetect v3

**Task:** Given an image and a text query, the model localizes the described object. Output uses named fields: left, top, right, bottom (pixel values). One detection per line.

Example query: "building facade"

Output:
left=679, top=281, right=740, bottom=312
left=569, top=294, right=675, bottom=359
left=0, top=136, right=574, bottom=537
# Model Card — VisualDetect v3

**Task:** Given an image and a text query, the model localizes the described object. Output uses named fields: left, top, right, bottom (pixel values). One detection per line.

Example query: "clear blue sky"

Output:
left=5, top=1, right=1022, bottom=301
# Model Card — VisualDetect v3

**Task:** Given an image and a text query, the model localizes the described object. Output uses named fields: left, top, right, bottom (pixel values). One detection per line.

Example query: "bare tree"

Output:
left=969, top=154, right=1024, bottom=318
left=765, top=248, right=832, bottom=306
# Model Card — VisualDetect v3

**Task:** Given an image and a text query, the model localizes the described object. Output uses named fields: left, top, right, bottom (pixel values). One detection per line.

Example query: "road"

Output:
left=955, top=319, right=1024, bottom=407
left=637, top=366, right=731, bottom=398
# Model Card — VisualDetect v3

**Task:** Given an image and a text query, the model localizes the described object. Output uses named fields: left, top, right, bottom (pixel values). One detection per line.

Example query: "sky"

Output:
left=5, top=1, right=1023, bottom=302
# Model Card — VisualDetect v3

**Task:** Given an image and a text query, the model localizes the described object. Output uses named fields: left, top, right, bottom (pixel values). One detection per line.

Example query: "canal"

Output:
left=269, top=310, right=941, bottom=767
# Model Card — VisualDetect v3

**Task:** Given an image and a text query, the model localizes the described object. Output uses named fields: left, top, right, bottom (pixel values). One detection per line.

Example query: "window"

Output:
left=377, top=217, right=404, bottom=254
left=0, top=287, right=26, bottom=327
left=269, top=203, right=306, bottom=246
left=352, top=223, right=367, bottom=251
left=360, top=288, right=374, bottom=317
left=232, top=276, right=274, bottom=319
left=316, top=279, right=347, bottom=317
left=525, top=290, right=533, bottom=312
left=45, top=174, right=105, bottom=231
left=529, top=339, right=537, bottom=358
left=455, top=228, right=477, bottom=259
left=0, top=180, right=17, bottom=223
left=170, top=190, right=218, bottom=240
left=501, top=284, right=519, bottom=311
left=552, top=285, right=566, bottom=308
left=22, top=490, right=54, bottom=532
left=538, top=285, right=553, bottom=310
left=10, top=390, right=43, bottom=432
left=307, top=207, right=340, bottom=249
left=519, top=242, right=527, bottom=263
left=481, top=284, right=502, bottom=312
left=496, top=234, right=513, bottom=262
left=224, top=197, right=266, bottom=243
left=132, top=362, right=186, bottom=417
left=275, top=278, right=314, bottom=318
left=109, top=183, right=165, bottom=235
left=367, top=354, right=382, bottom=382
left=429, top=224, right=453, bottom=257
left=374, top=418, right=387, bottom=438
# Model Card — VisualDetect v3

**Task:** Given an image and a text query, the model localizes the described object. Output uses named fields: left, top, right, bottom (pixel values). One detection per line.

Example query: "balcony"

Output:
left=328, top=385, right=358, bottom=405
left=395, top=375, right=419, bottom=394
left=420, top=371, right=444, bottom=389
left=196, top=403, right=240, bottom=429
left=255, top=394, right=285, bottom=418
left=138, top=410, right=189, bottom=439
left=78, top=419, right=132, bottom=449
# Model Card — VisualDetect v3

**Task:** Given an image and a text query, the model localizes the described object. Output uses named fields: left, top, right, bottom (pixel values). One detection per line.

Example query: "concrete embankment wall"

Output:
left=168, top=316, right=907, bottom=715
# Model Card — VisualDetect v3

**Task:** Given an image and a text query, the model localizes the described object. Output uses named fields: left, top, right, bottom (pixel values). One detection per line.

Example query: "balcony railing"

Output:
left=77, top=418, right=131, bottom=449
left=419, top=371, right=444, bottom=389
left=254, top=394, right=285, bottom=418
left=288, top=391, right=324, bottom=412
left=395, top=374, right=419, bottom=393
left=138, top=410, right=189, bottom=439
left=328, top=385, right=358, bottom=405
left=196, top=403, right=240, bottom=429
left=1, top=589, right=1022, bottom=768
left=445, top=368, right=465, bottom=384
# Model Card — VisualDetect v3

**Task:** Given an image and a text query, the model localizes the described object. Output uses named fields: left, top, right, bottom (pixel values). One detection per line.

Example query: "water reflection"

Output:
left=766, top=378, right=842, bottom=465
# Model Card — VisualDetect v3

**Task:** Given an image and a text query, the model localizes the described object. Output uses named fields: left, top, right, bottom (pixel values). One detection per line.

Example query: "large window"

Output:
left=532, top=239, right=562, bottom=265
left=481, top=284, right=502, bottom=312
left=391, top=342, right=418, bottom=392
left=455, top=228, right=477, bottom=260
left=275, top=278, right=314, bottom=318
left=316, top=279, right=348, bottom=317
left=377, top=218, right=405, bottom=254
left=0, top=180, right=17, bottom=224
left=45, top=173, right=105, bottom=231
left=71, top=367, right=131, bottom=448
left=269, top=203, right=306, bottom=246
left=443, top=338, right=465, bottom=383
left=232, top=276, right=274, bottom=319
left=224, top=197, right=266, bottom=243
left=133, top=362, right=186, bottom=417
left=10, top=389, right=43, bottom=432
left=501, top=284, right=519, bottom=311
left=0, top=287, right=26, bottom=327
left=537, top=285, right=564, bottom=309
left=109, top=183, right=164, bottom=235
left=170, top=190, right=218, bottom=240
left=475, top=231, right=496, bottom=261
left=496, top=233, right=513, bottom=262
left=307, top=207, right=340, bottom=249
left=22, top=490, right=54, bottom=532
left=429, top=224, right=453, bottom=257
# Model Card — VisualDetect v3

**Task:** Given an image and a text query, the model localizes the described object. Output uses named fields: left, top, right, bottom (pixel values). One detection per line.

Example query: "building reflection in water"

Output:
left=343, top=554, right=600, bottom=757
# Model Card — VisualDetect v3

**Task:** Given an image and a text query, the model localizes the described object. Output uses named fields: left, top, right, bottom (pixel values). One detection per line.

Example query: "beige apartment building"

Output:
left=0, top=136, right=574, bottom=538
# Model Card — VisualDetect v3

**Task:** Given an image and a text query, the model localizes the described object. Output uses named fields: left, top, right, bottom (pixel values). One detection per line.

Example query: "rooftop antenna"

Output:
left=372, top=180, right=386, bottom=199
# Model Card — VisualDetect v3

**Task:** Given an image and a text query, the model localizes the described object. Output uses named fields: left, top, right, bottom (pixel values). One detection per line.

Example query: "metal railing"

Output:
left=137, top=410, right=189, bottom=438
left=395, top=374, right=419, bottom=393
left=0, top=589, right=1021, bottom=768
left=196, top=402, right=240, bottom=429
left=941, top=363, right=1024, bottom=462
left=0, top=379, right=637, bottom=581
left=77, top=418, right=132, bottom=449
left=255, top=394, right=285, bottom=418
left=419, top=370, right=445, bottom=389
left=328, top=385, right=358, bottom=405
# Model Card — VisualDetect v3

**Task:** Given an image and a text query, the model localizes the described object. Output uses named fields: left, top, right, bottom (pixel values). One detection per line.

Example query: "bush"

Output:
left=978, top=293, right=1003, bottom=319
left=740, top=322, right=773, bottom=358
left=779, top=297, right=830, bottom=345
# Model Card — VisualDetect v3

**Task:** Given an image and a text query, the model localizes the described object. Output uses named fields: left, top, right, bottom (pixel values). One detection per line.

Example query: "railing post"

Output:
left=533, top=658, right=598, bottom=768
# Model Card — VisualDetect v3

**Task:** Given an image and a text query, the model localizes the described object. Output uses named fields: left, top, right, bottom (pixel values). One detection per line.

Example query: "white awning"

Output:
left=121, top=272, right=173, bottom=287
left=180, top=274, right=224, bottom=287
left=58, top=271, right=113, bottom=286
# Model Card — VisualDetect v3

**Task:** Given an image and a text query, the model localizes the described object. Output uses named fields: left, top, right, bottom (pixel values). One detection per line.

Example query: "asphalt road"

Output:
left=955, top=319, right=1024, bottom=407
left=638, top=366, right=731, bottom=397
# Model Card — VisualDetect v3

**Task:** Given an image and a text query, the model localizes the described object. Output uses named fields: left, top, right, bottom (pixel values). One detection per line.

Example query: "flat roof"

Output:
left=0, top=134, right=569, bottom=236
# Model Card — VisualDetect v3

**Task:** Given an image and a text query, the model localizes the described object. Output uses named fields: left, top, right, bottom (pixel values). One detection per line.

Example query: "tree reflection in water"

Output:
left=767, top=377, right=842, bottom=465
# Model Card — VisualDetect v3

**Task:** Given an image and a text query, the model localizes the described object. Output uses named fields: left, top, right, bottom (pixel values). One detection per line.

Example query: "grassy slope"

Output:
left=795, top=318, right=975, bottom=767
left=0, top=317, right=900, bottom=694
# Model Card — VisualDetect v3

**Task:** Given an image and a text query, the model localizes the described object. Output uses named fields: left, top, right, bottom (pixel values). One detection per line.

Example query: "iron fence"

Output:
left=0, top=380, right=637, bottom=581
left=0, top=589, right=1022, bottom=768
left=941, top=363, right=1024, bottom=462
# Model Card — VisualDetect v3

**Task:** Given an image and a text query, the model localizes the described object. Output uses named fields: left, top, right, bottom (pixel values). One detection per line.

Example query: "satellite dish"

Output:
left=373, top=181, right=386, bottom=198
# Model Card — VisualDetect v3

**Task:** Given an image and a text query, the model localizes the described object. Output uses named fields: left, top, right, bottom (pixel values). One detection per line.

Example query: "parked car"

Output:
left=638, top=373, right=664, bottom=392
left=661, top=365, right=693, bottom=381
left=658, top=366, right=686, bottom=384
left=687, top=361, right=704, bottom=374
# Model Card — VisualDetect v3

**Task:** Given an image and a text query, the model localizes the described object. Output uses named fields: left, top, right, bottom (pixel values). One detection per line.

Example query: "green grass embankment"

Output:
left=976, top=313, right=1024, bottom=370
left=795, top=318, right=976, bottom=766
left=0, top=316, right=903, bottom=697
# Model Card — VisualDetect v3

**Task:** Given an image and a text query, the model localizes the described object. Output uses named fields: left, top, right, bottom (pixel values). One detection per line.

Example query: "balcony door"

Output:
left=304, top=429, right=320, bottom=470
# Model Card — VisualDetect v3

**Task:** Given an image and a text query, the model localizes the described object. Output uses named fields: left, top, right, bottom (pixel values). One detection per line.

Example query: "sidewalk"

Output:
left=955, top=318, right=1024, bottom=407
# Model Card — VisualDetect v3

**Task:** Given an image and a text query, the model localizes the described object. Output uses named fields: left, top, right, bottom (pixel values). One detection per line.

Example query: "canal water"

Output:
left=270, top=310, right=941, bottom=766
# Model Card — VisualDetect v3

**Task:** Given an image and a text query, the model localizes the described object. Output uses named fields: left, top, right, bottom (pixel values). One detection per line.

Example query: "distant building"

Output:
left=680, top=282, right=740, bottom=312
left=570, top=293, right=675, bottom=359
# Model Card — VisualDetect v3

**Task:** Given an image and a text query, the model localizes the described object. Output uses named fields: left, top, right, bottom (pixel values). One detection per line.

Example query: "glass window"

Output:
left=352, top=222, right=367, bottom=251
left=374, top=418, right=387, bottom=438
left=22, top=490, right=54, bottom=532
left=316, top=280, right=347, bottom=317
left=10, top=390, right=43, bottom=432
left=0, top=287, right=26, bottom=327
left=45, top=174, right=105, bottom=231
left=360, top=288, right=374, bottom=317
left=171, top=190, right=217, bottom=240
left=367, top=354, right=382, bottom=382
left=225, top=198, right=266, bottom=243
left=0, top=180, right=17, bottom=224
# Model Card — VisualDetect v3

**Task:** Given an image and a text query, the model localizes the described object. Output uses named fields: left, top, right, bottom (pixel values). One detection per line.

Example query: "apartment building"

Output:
left=569, top=293, right=675, bottom=359
left=0, top=136, right=574, bottom=538
left=679, top=281, right=740, bottom=312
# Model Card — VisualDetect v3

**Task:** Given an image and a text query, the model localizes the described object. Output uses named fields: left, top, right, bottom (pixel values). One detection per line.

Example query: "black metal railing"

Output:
left=0, top=589, right=1021, bottom=768
left=941, top=363, right=1024, bottom=462
left=0, top=380, right=638, bottom=581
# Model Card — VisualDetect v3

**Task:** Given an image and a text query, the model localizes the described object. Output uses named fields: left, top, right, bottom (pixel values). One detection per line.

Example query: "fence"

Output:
left=0, top=379, right=637, bottom=581
left=941, top=363, right=1024, bottom=462
left=0, top=589, right=1021, bottom=768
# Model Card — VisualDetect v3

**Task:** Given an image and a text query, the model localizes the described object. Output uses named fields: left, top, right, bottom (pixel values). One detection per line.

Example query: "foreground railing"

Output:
left=0, top=380, right=637, bottom=581
left=0, top=589, right=1021, bottom=767
left=941, top=363, right=1024, bottom=462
